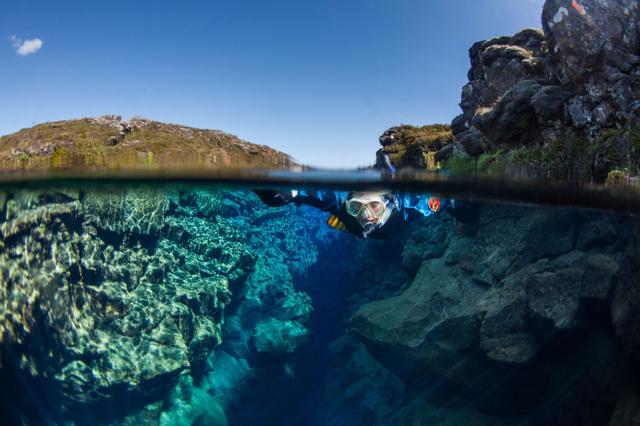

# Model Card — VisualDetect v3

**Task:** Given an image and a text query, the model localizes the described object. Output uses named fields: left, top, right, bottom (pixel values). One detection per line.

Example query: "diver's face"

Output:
left=346, top=193, right=388, bottom=225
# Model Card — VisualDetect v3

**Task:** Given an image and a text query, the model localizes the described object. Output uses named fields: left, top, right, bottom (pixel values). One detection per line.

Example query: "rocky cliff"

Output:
left=381, top=0, right=640, bottom=183
left=0, top=116, right=292, bottom=170
left=376, top=124, right=453, bottom=170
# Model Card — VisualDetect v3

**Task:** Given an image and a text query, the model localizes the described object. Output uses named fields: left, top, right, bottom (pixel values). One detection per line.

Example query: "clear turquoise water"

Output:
left=1, top=172, right=639, bottom=425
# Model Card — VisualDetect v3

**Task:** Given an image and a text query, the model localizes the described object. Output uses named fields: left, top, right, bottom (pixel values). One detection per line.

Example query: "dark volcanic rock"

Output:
left=439, top=0, right=640, bottom=181
left=458, top=29, right=548, bottom=135
left=455, top=127, right=488, bottom=156
left=542, top=0, right=640, bottom=84
left=611, top=223, right=640, bottom=361
left=472, top=80, right=573, bottom=150
left=351, top=204, right=634, bottom=423
left=352, top=256, right=485, bottom=384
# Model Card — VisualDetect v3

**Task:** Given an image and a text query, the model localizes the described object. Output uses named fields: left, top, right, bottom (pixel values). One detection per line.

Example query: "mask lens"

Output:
left=347, top=200, right=363, bottom=216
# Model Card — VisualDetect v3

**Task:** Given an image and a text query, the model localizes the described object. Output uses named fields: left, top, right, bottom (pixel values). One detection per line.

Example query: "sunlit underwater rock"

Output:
left=83, top=190, right=166, bottom=235
left=205, top=350, right=252, bottom=397
left=112, top=369, right=228, bottom=426
left=0, top=189, right=246, bottom=409
left=252, top=318, right=309, bottom=354
left=159, top=371, right=228, bottom=426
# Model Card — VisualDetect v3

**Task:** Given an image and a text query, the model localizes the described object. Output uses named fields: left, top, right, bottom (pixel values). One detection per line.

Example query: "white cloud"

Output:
left=10, top=35, right=43, bottom=56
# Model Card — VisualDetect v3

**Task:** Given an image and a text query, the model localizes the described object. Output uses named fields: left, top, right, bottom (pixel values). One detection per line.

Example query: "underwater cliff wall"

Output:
left=0, top=188, right=342, bottom=425
left=347, top=204, right=640, bottom=425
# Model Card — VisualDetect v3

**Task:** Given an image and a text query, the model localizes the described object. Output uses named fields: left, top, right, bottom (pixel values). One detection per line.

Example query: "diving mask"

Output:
left=346, top=196, right=387, bottom=220
left=345, top=192, right=395, bottom=237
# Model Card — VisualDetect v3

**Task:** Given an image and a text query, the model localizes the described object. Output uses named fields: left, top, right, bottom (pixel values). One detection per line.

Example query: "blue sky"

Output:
left=1, top=0, right=544, bottom=168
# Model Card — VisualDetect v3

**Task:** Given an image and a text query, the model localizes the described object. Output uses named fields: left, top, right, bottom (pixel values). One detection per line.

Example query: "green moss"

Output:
left=445, top=133, right=595, bottom=180
left=601, top=126, right=640, bottom=174
left=145, top=151, right=155, bottom=167
left=16, top=152, right=30, bottom=162
left=443, top=125, right=640, bottom=181
left=445, top=154, right=476, bottom=175
left=476, top=149, right=505, bottom=175
left=51, top=146, right=67, bottom=168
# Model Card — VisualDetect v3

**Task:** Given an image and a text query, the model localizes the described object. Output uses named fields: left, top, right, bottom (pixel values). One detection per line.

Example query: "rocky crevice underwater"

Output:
left=2, top=187, right=640, bottom=425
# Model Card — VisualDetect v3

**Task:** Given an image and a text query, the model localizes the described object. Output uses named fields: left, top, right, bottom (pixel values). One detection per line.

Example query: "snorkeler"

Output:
left=253, top=189, right=448, bottom=239
left=254, top=152, right=455, bottom=238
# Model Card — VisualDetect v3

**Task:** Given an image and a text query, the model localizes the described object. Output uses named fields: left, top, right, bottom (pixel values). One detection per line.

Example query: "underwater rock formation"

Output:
left=0, top=189, right=250, bottom=409
left=0, top=188, right=327, bottom=423
left=349, top=204, right=637, bottom=424
left=4, top=187, right=640, bottom=425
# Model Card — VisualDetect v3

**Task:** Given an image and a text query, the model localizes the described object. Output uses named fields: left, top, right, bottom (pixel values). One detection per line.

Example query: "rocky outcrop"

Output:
left=376, top=125, right=454, bottom=169
left=455, top=28, right=548, bottom=138
left=386, top=0, right=640, bottom=182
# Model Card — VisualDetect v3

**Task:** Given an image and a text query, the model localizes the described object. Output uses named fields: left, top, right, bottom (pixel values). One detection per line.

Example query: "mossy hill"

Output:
left=0, top=115, right=293, bottom=171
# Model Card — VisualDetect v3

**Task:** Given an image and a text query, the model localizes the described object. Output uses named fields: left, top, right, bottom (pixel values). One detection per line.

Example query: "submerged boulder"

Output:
left=352, top=256, right=484, bottom=384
